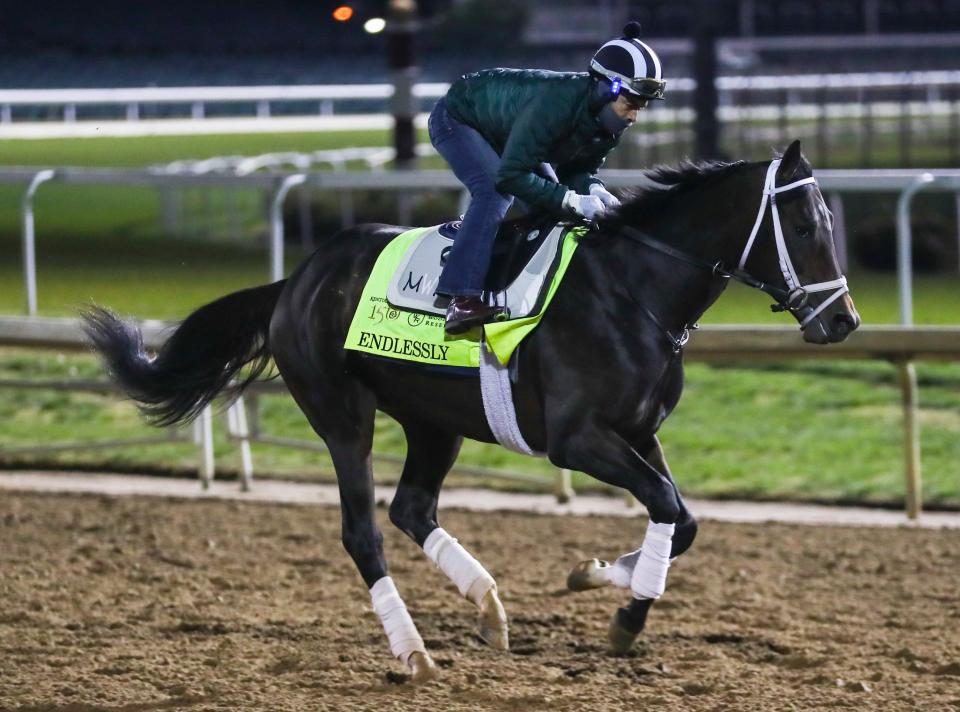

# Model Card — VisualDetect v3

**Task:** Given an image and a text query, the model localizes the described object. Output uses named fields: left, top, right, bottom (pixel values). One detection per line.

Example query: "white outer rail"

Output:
left=3, top=166, right=960, bottom=325
left=2, top=71, right=959, bottom=112
left=0, top=83, right=449, bottom=108
left=2, top=71, right=956, bottom=139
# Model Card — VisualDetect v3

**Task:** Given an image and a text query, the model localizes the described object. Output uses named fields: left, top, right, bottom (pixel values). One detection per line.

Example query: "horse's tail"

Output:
left=82, top=280, right=287, bottom=427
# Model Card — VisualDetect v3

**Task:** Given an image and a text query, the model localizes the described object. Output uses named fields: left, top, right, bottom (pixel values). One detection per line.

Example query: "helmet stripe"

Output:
left=605, top=39, right=648, bottom=81
left=636, top=40, right=661, bottom=80
left=595, top=45, right=637, bottom=80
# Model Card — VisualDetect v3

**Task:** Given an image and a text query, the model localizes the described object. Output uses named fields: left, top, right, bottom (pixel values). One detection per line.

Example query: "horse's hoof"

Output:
left=607, top=607, right=641, bottom=654
left=407, top=651, right=439, bottom=684
left=567, top=559, right=612, bottom=591
left=477, top=588, right=509, bottom=650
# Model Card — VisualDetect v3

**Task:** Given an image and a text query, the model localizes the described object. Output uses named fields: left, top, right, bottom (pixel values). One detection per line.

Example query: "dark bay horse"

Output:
left=83, top=140, right=859, bottom=683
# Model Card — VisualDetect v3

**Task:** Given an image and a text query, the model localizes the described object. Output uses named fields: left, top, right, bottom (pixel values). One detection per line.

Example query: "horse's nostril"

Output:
left=832, top=313, right=857, bottom=334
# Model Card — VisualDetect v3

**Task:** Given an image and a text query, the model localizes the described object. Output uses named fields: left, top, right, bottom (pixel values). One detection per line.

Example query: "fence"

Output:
left=2, top=316, right=958, bottom=519
left=3, top=166, right=960, bottom=325
left=2, top=166, right=959, bottom=518
left=3, top=72, right=959, bottom=166
left=3, top=72, right=957, bottom=122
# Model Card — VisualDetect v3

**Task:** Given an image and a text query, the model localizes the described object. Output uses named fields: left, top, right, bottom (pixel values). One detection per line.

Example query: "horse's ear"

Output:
left=777, top=140, right=803, bottom=181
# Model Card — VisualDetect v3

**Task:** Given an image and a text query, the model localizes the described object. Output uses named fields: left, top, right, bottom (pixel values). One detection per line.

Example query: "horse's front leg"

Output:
left=569, top=436, right=699, bottom=590
left=610, top=438, right=698, bottom=651
left=552, top=432, right=697, bottom=651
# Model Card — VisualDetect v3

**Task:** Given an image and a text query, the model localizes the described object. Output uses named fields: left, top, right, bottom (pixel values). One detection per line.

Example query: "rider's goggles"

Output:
left=592, top=62, right=668, bottom=100
left=622, top=77, right=667, bottom=100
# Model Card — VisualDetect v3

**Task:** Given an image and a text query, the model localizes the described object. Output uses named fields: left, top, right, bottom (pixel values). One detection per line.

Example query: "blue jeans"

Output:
left=429, top=98, right=514, bottom=298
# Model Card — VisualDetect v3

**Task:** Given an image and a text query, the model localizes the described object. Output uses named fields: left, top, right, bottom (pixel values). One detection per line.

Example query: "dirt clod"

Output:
left=935, top=662, right=960, bottom=677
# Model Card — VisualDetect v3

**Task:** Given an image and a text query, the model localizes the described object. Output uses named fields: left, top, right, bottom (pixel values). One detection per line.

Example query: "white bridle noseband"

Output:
left=738, top=159, right=849, bottom=330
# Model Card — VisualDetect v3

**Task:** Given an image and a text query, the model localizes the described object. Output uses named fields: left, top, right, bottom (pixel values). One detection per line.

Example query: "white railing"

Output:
left=0, top=83, right=451, bottom=118
left=1, top=71, right=957, bottom=125
left=155, top=144, right=438, bottom=175
left=1, top=166, right=958, bottom=325
left=3, top=71, right=958, bottom=107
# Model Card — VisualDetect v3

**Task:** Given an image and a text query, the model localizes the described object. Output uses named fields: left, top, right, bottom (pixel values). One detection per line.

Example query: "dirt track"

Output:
left=2, top=492, right=959, bottom=711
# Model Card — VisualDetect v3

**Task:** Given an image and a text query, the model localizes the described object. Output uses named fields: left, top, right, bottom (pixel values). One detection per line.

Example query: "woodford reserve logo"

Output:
left=357, top=332, right=450, bottom=361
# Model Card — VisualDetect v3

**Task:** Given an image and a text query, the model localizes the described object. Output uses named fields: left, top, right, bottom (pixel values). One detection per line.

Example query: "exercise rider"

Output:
left=428, top=21, right=667, bottom=334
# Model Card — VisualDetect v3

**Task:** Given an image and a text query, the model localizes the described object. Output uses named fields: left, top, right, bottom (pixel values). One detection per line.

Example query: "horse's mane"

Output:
left=501, top=158, right=764, bottom=238
left=604, top=158, right=754, bottom=227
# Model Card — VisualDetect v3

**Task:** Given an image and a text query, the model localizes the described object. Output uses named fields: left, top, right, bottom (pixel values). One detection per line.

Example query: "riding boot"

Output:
left=444, top=296, right=505, bottom=335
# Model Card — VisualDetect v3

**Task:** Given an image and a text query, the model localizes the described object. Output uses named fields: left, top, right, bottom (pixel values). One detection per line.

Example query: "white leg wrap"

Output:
left=630, top=521, right=675, bottom=600
left=423, top=527, right=496, bottom=606
left=370, top=576, right=426, bottom=664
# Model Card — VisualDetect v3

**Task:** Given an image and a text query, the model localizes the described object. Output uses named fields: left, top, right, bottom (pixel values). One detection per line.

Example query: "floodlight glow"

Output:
left=364, top=17, right=386, bottom=33
left=332, top=6, right=354, bottom=21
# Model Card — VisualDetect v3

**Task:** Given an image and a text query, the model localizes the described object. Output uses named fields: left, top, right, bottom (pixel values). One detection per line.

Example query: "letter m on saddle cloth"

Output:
left=401, top=271, right=425, bottom=295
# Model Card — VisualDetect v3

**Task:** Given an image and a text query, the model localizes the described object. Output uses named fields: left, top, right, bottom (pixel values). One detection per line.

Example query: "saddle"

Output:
left=386, top=215, right=569, bottom=320
left=344, top=219, right=585, bottom=370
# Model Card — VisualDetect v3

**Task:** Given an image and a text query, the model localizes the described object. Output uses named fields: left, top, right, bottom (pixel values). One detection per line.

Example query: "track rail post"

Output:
left=269, top=174, right=307, bottom=282
left=555, top=469, right=574, bottom=504
left=895, top=173, right=935, bottom=325
left=227, top=398, right=254, bottom=491
left=896, top=359, right=923, bottom=520
left=21, top=169, right=56, bottom=316
left=194, top=405, right=215, bottom=489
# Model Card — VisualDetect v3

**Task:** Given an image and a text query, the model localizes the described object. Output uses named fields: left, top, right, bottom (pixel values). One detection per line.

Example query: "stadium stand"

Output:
left=2, top=0, right=960, bottom=90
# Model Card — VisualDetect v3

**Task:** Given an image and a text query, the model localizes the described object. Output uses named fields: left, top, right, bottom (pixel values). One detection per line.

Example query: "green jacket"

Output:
left=443, top=68, right=620, bottom=210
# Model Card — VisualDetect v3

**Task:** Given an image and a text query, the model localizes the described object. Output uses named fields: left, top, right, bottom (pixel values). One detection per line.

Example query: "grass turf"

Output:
left=0, top=130, right=402, bottom=168
left=1, top=348, right=957, bottom=508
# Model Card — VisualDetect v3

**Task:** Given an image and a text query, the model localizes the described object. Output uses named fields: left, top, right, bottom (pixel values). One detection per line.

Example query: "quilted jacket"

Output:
left=443, top=68, right=621, bottom=210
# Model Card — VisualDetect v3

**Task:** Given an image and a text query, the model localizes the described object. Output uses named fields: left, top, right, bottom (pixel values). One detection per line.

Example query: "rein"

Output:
left=607, top=158, right=849, bottom=346
left=617, top=226, right=792, bottom=304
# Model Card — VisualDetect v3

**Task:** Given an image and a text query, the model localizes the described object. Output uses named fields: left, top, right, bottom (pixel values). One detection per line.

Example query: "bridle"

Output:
left=613, top=157, right=850, bottom=345
left=737, top=159, right=849, bottom=330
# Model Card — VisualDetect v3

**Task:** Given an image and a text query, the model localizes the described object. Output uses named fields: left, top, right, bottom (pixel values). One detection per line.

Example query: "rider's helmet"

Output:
left=589, top=22, right=666, bottom=102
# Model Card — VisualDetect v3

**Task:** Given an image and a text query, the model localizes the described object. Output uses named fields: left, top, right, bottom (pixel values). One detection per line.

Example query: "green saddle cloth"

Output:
left=344, top=225, right=583, bottom=368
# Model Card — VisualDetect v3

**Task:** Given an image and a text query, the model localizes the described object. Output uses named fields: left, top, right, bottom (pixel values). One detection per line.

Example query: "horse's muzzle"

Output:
left=830, top=312, right=860, bottom=341
left=803, top=309, right=860, bottom=344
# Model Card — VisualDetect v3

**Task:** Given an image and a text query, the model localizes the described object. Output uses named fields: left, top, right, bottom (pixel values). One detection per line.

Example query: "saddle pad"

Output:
left=386, top=223, right=568, bottom=319
left=344, top=225, right=583, bottom=368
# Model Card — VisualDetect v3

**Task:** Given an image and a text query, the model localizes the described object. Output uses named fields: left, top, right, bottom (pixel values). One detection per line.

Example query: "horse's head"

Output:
left=740, top=140, right=860, bottom=344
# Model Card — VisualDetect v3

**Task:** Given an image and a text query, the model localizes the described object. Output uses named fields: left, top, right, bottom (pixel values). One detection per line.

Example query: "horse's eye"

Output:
left=797, top=225, right=812, bottom=239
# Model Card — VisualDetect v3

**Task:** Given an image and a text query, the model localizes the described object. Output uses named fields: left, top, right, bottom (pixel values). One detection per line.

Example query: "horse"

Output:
left=82, top=140, right=859, bottom=683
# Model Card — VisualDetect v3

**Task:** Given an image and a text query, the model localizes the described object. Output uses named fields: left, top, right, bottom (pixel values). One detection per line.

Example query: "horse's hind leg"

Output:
left=275, top=360, right=438, bottom=683
left=388, top=418, right=509, bottom=650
